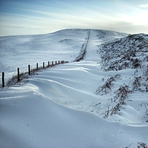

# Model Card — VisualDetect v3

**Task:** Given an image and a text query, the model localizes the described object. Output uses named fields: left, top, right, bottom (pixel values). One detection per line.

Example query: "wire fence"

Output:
left=0, top=30, right=90, bottom=88
left=0, top=60, right=68, bottom=88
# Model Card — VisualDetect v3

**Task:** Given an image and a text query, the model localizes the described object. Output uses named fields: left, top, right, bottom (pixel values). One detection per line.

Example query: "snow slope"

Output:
left=0, top=29, right=89, bottom=83
left=0, top=29, right=148, bottom=148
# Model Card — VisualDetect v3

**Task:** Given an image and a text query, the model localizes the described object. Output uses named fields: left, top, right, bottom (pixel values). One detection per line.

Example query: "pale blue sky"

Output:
left=0, top=0, right=148, bottom=36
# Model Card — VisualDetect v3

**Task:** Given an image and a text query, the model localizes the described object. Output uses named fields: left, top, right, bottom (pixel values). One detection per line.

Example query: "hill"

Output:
left=0, top=29, right=148, bottom=148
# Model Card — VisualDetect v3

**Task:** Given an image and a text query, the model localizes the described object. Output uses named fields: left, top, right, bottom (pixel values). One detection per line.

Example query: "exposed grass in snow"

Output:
left=96, top=33, right=148, bottom=124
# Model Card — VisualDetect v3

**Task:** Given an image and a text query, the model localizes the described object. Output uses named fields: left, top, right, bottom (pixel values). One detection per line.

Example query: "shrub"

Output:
left=96, top=76, right=115, bottom=95
left=114, top=84, right=132, bottom=105
left=132, top=76, right=142, bottom=91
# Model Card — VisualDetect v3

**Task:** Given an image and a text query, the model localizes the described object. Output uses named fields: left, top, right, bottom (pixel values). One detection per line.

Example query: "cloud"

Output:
left=1, top=0, right=148, bottom=36
left=101, top=21, right=148, bottom=34
left=139, top=4, right=148, bottom=8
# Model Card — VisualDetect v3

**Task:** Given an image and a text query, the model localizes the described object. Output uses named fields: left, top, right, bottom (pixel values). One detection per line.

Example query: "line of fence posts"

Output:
left=2, top=72, right=4, bottom=87
left=17, top=68, right=20, bottom=82
left=37, top=63, right=38, bottom=70
left=1, top=60, right=69, bottom=88
left=28, top=65, right=31, bottom=75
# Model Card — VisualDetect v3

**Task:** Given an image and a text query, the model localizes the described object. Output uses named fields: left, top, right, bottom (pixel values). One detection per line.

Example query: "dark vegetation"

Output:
left=125, top=142, right=148, bottom=148
left=96, top=74, right=121, bottom=95
left=97, top=33, right=148, bottom=118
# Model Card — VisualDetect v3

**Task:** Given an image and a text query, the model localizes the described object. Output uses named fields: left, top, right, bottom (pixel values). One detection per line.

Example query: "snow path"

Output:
left=84, top=30, right=101, bottom=62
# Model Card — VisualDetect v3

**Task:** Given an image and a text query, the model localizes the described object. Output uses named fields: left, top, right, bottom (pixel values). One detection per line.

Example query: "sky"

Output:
left=0, top=0, right=148, bottom=36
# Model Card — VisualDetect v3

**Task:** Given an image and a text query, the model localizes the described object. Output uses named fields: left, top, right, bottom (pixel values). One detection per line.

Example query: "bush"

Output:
left=96, top=74, right=121, bottom=95
left=102, top=84, right=132, bottom=117
left=132, top=76, right=142, bottom=91
left=114, top=84, right=132, bottom=105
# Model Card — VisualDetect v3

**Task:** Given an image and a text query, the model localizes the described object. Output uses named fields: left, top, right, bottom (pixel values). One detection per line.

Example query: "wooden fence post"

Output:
left=2, top=72, right=4, bottom=87
left=28, top=65, right=30, bottom=75
left=1, top=60, right=67, bottom=87
left=17, top=68, right=20, bottom=82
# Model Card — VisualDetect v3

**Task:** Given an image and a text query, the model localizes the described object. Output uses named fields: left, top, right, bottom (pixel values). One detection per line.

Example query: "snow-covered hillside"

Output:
left=0, top=29, right=148, bottom=148
left=0, top=29, right=90, bottom=83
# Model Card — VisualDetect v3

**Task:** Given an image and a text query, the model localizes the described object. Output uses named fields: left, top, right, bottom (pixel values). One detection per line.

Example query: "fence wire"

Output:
left=0, top=60, right=68, bottom=88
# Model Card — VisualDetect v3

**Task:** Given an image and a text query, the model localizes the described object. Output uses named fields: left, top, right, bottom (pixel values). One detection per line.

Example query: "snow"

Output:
left=0, top=29, right=148, bottom=148
left=0, top=29, right=88, bottom=82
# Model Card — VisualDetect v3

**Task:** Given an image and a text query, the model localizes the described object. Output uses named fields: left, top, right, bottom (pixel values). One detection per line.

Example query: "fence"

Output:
left=74, top=30, right=90, bottom=62
left=1, top=60, right=69, bottom=88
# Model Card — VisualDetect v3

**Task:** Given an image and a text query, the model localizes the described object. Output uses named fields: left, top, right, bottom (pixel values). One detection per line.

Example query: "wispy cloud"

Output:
left=1, top=0, right=148, bottom=36
left=139, top=4, right=148, bottom=8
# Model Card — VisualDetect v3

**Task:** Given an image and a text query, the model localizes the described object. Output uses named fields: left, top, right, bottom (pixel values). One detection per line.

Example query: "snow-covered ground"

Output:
left=0, top=29, right=148, bottom=148
left=0, top=29, right=89, bottom=83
